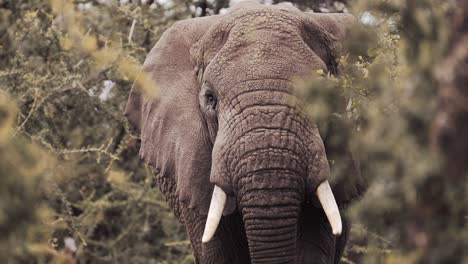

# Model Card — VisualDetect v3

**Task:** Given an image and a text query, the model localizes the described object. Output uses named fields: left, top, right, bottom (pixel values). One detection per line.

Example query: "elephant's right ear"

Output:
left=124, top=16, right=223, bottom=216
left=125, top=16, right=216, bottom=134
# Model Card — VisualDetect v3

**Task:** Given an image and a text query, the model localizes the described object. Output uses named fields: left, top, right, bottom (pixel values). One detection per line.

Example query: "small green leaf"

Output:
left=368, top=47, right=380, bottom=57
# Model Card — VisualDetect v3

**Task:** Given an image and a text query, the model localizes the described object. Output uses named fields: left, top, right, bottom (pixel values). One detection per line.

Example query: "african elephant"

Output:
left=125, top=1, right=365, bottom=263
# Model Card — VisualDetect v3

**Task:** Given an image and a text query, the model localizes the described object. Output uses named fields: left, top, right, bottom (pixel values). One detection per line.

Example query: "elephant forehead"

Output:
left=200, top=11, right=327, bottom=90
left=221, top=8, right=306, bottom=52
left=231, top=8, right=302, bottom=31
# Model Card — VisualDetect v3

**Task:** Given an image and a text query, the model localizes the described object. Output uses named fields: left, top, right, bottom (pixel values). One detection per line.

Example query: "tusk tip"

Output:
left=201, top=234, right=211, bottom=243
left=332, top=225, right=342, bottom=236
left=201, top=220, right=216, bottom=243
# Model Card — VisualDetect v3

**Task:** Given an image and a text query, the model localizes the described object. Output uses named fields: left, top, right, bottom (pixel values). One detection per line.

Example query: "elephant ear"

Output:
left=301, top=12, right=357, bottom=74
left=125, top=16, right=222, bottom=218
left=303, top=12, right=367, bottom=206
left=322, top=115, right=367, bottom=208
left=306, top=12, right=356, bottom=43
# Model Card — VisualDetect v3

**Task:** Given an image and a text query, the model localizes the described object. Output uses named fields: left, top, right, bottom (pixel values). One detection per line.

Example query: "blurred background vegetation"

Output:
left=0, top=0, right=466, bottom=263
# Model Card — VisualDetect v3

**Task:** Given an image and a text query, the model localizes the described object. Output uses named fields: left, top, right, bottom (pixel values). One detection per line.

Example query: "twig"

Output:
left=0, top=69, right=21, bottom=77
left=14, top=90, right=38, bottom=136
left=58, top=147, right=120, bottom=161
left=128, top=19, right=136, bottom=44
left=351, top=223, right=394, bottom=246
left=164, top=240, right=191, bottom=247
left=340, top=257, right=356, bottom=264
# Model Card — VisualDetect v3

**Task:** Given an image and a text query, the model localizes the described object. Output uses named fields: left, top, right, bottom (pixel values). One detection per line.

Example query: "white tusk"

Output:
left=202, top=185, right=227, bottom=243
left=316, top=181, right=342, bottom=236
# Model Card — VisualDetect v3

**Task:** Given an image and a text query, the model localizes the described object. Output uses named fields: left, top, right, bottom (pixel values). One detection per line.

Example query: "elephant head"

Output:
left=126, top=1, right=362, bottom=263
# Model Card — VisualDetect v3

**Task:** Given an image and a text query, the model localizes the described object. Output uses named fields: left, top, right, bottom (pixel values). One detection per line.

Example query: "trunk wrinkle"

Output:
left=233, top=147, right=307, bottom=169
left=227, top=87, right=294, bottom=109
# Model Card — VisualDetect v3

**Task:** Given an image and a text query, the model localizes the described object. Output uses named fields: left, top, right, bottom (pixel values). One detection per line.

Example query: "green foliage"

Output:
left=0, top=94, right=51, bottom=263
left=299, top=0, right=468, bottom=263
left=0, top=0, right=194, bottom=263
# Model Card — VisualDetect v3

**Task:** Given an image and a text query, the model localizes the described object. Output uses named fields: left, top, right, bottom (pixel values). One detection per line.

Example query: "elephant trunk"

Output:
left=240, top=188, right=301, bottom=264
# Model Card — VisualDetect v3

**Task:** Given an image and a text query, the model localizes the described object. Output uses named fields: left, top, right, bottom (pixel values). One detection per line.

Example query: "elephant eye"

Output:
left=205, top=91, right=217, bottom=109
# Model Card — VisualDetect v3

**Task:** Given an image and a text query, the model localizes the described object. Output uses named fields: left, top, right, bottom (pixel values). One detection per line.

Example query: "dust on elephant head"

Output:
left=125, top=1, right=365, bottom=263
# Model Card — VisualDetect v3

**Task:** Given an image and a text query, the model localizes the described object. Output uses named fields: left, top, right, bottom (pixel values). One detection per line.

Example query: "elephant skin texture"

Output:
left=125, top=1, right=366, bottom=263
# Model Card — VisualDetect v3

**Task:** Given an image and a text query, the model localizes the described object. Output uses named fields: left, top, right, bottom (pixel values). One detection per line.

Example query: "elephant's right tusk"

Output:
left=202, top=185, right=227, bottom=243
left=316, top=181, right=342, bottom=236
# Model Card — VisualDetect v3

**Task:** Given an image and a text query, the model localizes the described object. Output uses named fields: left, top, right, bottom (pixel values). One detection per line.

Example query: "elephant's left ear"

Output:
left=303, top=13, right=366, bottom=206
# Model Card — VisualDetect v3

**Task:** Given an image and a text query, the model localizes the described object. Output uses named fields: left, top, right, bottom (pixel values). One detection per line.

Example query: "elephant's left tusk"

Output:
left=316, top=180, right=342, bottom=236
left=202, top=185, right=227, bottom=243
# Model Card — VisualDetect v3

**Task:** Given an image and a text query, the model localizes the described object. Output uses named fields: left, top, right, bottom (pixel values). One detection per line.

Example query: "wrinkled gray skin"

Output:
left=126, top=1, right=365, bottom=263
